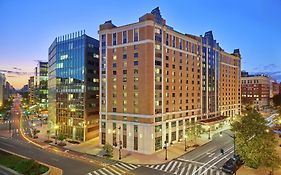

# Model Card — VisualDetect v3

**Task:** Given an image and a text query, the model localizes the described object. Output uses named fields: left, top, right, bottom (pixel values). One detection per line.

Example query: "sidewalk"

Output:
left=34, top=123, right=230, bottom=165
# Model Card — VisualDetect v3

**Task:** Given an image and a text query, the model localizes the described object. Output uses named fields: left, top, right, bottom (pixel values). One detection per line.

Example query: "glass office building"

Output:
left=48, top=31, right=99, bottom=141
left=35, top=61, right=48, bottom=110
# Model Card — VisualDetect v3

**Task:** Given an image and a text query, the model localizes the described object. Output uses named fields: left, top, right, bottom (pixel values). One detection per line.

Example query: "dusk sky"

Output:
left=0, top=0, right=280, bottom=89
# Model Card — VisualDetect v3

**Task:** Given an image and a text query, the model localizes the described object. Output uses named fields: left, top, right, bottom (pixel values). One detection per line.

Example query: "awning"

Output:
left=199, top=115, right=228, bottom=125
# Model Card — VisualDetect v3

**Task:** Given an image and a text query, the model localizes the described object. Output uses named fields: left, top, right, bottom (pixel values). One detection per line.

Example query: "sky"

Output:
left=0, top=0, right=281, bottom=89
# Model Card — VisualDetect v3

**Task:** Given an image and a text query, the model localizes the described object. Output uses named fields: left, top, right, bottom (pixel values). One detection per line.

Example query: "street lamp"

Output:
left=164, top=141, right=168, bottom=160
left=54, top=124, right=59, bottom=144
left=184, top=135, right=187, bottom=151
left=208, top=125, right=211, bottom=140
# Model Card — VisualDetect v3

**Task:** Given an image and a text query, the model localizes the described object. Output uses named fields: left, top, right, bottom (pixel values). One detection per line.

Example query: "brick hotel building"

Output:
left=99, top=8, right=241, bottom=154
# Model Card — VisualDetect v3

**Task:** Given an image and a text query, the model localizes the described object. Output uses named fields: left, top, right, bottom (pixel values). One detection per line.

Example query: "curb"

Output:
left=0, top=164, right=22, bottom=175
left=0, top=147, right=62, bottom=175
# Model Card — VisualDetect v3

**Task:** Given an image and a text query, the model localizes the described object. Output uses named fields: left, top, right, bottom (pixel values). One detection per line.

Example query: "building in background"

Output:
left=4, top=82, right=14, bottom=100
left=241, top=74, right=271, bottom=110
left=0, top=73, right=6, bottom=107
left=34, top=61, right=48, bottom=111
left=271, top=79, right=280, bottom=97
left=99, top=7, right=241, bottom=154
left=28, top=76, right=35, bottom=105
left=48, top=31, right=99, bottom=141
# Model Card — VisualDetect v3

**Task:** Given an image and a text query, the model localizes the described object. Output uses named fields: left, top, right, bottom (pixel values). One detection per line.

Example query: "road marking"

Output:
left=199, top=150, right=234, bottom=175
left=179, top=164, right=187, bottom=175
left=177, top=158, right=205, bottom=165
left=174, top=161, right=182, bottom=174
left=119, top=162, right=134, bottom=170
left=191, top=146, right=234, bottom=175
left=207, top=152, right=215, bottom=157
left=102, top=168, right=115, bottom=175
left=169, top=161, right=178, bottom=172
left=159, top=164, right=166, bottom=170
left=113, top=164, right=126, bottom=173
left=97, top=169, right=107, bottom=175
left=164, top=161, right=174, bottom=171
left=106, top=166, right=122, bottom=175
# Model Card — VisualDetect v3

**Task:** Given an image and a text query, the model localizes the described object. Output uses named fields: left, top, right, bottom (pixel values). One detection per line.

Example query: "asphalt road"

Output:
left=140, top=131, right=234, bottom=175
left=0, top=95, right=102, bottom=175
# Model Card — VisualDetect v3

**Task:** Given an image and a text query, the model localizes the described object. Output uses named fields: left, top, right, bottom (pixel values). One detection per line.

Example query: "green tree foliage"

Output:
left=273, top=94, right=281, bottom=107
left=58, top=134, right=66, bottom=142
left=103, top=143, right=113, bottom=158
left=232, top=110, right=281, bottom=169
left=186, top=122, right=203, bottom=146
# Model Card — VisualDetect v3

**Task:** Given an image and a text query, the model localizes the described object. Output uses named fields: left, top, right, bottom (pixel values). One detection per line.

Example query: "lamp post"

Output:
left=54, top=124, right=59, bottom=144
left=164, top=141, right=168, bottom=160
left=184, top=135, right=187, bottom=151
left=208, top=126, right=211, bottom=140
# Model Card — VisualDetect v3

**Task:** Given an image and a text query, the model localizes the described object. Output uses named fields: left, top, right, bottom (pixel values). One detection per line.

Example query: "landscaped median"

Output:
left=0, top=149, right=49, bottom=175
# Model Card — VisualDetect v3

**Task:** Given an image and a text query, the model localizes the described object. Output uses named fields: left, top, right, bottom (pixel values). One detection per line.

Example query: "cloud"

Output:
left=251, top=71, right=281, bottom=82
left=0, top=69, right=33, bottom=75
left=12, top=67, right=22, bottom=71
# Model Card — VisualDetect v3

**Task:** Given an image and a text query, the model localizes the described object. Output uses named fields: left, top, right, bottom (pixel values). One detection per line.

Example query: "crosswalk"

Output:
left=87, top=162, right=140, bottom=175
left=145, top=160, right=226, bottom=175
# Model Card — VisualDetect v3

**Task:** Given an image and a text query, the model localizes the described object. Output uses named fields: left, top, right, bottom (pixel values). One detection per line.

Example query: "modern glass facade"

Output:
left=35, top=61, right=48, bottom=110
left=48, top=31, right=99, bottom=141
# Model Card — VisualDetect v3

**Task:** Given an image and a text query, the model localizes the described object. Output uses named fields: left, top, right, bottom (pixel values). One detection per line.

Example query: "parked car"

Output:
left=222, top=155, right=243, bottom=174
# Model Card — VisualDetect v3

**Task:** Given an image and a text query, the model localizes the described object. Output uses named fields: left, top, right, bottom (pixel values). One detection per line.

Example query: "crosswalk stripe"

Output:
left=97, top=169, right=107, bottom=175
left=102, top=168, right=115, bottom=175
left=191, top=165, right=198, bottom=174
left=87, top=172, right=92, bottom=175
left=164, top=161, right=174, bottom=171
left=169, top=161, right=179, bottom=172
left=216, top=170, right=220, bottom=175
left=173, top=161, right=182, bottom=174
left=114, top=164, right=128, bottom=172
left=179, top=164, right=187, bottom=175
left=107, top=166, right=122, bottom=175
left=93, top=171, right=99, bottom=175
left=119, top=162, right=134, bottom=170
left=159, top=164, right=166, bottom=170
left=155, top=164, right=160, bottom=169
left=127, top=163, right=139, bottom=169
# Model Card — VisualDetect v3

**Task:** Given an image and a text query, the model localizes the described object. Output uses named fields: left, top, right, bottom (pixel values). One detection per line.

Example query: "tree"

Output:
left=232, top=110, right=281, bottom=170
left=186, top=122, right=203, bottom=146
left=57, top=134, right=65, bottom=143
left=273, top=94, right=281, bottom=107
left=103, top=143, right=113, bottom=158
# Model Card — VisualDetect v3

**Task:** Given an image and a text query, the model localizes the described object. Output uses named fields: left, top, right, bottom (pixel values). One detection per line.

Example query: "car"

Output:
left=222, top=155, right=244, bottom=174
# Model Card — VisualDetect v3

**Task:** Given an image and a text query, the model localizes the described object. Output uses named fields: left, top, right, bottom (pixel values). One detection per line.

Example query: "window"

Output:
left=112, top=33, right=117, bottom=45
left=134, top=61, right=138, bottom=66
left=134, top=53, right=138, bottom=58
left=123, top=54, right=127, bottom=59
left=122, top=31, right=127, bottom=44
left=134, top=28, right=139, bottom=42
left=134, top=125, right=138, bottom=133
left=113, top=63, right=117, bottom=68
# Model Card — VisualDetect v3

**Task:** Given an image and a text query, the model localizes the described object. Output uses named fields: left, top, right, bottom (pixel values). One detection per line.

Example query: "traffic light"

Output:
left=220, top=148, right=224, bottom=155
